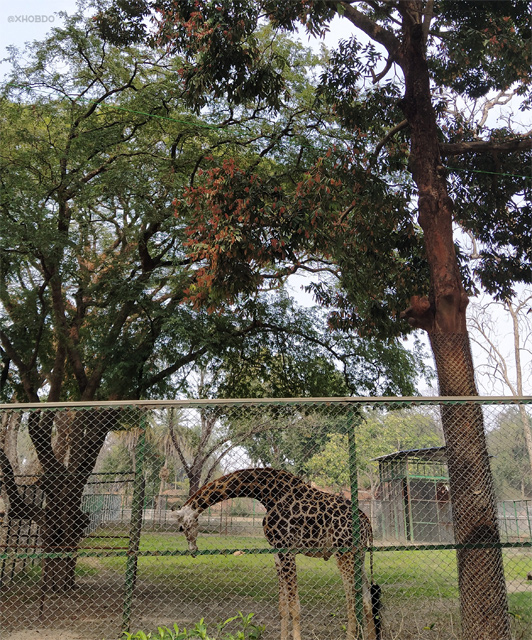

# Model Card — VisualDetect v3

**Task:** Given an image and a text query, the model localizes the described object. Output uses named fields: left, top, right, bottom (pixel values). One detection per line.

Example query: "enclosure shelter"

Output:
left=498, top=499, right=532, bottom=541
left=0, top=398, right=530, bottom=640
left=375, top=447, right=453, bottom=543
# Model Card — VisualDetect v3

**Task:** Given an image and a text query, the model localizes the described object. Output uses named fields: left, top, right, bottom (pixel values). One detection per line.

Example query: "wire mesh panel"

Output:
left=0, top=406, right=142, bottom=640
left=0, top=398, right=530, bottom=640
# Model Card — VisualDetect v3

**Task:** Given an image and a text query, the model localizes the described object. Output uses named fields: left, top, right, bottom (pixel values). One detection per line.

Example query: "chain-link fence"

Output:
left=0, top=398, right=530, bottom=640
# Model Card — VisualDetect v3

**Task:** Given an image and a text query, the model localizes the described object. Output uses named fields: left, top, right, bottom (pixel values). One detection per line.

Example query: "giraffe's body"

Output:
left=173, top=468, right=377, bottom=640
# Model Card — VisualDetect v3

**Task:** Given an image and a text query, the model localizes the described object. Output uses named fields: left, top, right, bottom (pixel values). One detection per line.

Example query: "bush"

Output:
left=122, top=612, right=265, bottom=640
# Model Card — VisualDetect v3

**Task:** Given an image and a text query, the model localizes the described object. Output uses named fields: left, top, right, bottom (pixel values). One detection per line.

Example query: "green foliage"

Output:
left=0, top=9, right=425, bottom=404
left=432, top=1, right=532, bottom=99
left=122, top=612, right=264, bottom=640
left=207, top=297, right=427, bottom=399
left=95, top=0, right=532, bottom=312
left=304, top=432, right=352, bottom=491
left=241, top=409, right=345, bottom=475
left=0, top=10, right=199, bottom=401
left=305, top=408, right=443, bottom=491
left=488, top=407, right=532, bottom=498
left=449, top=141, right=532, bottom=299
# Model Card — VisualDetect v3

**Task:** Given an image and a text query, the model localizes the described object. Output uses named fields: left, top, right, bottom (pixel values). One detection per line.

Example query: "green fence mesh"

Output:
left=0, top=398, right=530, bottom=640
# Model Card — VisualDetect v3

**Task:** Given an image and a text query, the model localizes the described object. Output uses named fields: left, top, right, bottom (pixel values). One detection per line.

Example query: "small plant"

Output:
left=122, top=612, right=265, bottom=640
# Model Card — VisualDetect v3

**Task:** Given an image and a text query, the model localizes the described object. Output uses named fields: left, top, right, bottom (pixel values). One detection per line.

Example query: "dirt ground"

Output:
left=5, top=632, right=86, bottom=640
left=1, top=573, right=530, bottom=640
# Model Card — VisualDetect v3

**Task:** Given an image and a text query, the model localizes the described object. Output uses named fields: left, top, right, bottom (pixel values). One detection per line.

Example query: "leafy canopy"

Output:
left=94, top=0, right=532, bottom=320
left=305, top=408, right=443, bottom=491
left=0, top=9, right=425, bottom=401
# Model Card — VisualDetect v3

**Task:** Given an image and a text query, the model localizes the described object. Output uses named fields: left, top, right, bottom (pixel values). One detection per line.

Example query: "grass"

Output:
left=509, top=591, right=532, bottom=622
left=78, top=531, right=530, bottom=606
left=3, top=532, right=529, bottom=639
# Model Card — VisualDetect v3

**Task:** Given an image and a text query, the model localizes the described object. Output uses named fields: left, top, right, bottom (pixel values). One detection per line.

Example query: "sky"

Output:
left=1, top=0, right=530, bottom=397
left=0, top=0, right=72, bottom=61
left=0, top=0, right=357, bottom=77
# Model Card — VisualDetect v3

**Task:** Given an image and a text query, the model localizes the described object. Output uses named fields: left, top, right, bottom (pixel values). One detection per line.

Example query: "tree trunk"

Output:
left=398, top=5, right=511, bottom=638
left=40, top=484, right=90, bottom=592
left=187, top=463, right=204, bottom=497
left=430, top=335, right=510, bottom=640
left=28, top=409, right=118, bottom=592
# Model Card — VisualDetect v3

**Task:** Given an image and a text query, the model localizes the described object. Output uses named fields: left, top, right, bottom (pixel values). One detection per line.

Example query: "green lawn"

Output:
left=78, top=533, right=532, bottom=620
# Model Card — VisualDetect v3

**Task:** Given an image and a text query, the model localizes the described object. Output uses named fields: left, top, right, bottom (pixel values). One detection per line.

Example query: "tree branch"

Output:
left=168, top=416, right=191, bottom=476
left=140, top=345, right=210, bottom=392
left=339, top=2, right=402, bottom=62
left=478, top=90, right=517, bottom=129
left=0, top=331, right=40, bottom=402
left=422, top=0, right=434, bottom=45
left=373, top=119, right=408, bottom=158
left=441, top=135, right=532, bottom=156
left=371, top=56, right=394, bottom=83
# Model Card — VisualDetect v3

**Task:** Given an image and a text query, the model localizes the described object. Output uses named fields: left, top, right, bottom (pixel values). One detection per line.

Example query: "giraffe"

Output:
left=172, top=468, right=378, bottom=640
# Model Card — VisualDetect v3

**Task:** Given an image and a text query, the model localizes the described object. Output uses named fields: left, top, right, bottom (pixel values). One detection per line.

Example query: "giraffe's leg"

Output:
left=274, top=554, right=290, bottom=640
left=336, top=552, right=377, bottom=640
left=274, top=553, right=301, bottom=640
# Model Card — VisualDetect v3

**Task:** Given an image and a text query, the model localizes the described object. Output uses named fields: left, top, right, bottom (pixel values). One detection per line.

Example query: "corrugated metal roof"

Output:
left=372, top=446, right=447, bottom=463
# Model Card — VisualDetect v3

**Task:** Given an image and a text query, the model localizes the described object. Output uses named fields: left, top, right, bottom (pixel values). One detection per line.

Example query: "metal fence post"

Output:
left=122, top=415, right=147, bottom=636
left=513, top=501, right=520, bottom=538
left=347, top=408, right=365, bottom=634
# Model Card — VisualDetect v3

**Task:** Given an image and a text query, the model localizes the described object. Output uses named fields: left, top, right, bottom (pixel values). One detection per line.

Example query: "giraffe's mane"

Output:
left=183, top=467, right=310, bottom=507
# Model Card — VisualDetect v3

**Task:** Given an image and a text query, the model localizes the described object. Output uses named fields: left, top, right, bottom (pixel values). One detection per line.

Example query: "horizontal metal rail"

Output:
left=0, top=396, right=531, bottom=410
left=1, top=540, right=530, bottom=560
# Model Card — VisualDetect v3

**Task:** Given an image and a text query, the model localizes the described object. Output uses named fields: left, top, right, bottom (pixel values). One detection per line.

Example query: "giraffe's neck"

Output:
left=184, top=468, right=306, bottom=513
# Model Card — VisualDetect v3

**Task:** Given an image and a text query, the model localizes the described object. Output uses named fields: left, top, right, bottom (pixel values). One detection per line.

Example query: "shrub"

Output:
left=122, top=612, right=265, bottom=640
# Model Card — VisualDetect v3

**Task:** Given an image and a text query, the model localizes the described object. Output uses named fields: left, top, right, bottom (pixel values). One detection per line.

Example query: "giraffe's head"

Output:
left=173, top=505, right=199, bottom=554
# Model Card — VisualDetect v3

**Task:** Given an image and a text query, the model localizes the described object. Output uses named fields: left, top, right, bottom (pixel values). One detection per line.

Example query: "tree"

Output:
left=0, top=16, right=235, bottom=591
left=305, top=409, right=443, bottom=493
left=94, top=1, right=532, bottom=636
left=0, top=10, right=424, bottom=592
left=468, top=291, right=532, bottom=483
left=487, top=407, right=532, bottom=499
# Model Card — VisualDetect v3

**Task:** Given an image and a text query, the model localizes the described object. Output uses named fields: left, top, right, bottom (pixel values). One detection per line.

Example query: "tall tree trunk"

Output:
left=28, top=409, right=118, bottom=592
left=399, top=5, right=511, bottom=639
left=430, top=336, right=510, bottom=640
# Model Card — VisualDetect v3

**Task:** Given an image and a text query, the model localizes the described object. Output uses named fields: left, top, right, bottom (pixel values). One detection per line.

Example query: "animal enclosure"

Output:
left=375, top=447, right=453, bottom=543
left=0, top=398, right=531, bottom=640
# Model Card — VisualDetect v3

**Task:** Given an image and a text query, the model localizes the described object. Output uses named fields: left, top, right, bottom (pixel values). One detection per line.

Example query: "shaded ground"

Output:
left=5, top=633, right=85, bottom=640
left=2, top=572, right=530, bottom=640
left=1, top=539, right=530, bottom=640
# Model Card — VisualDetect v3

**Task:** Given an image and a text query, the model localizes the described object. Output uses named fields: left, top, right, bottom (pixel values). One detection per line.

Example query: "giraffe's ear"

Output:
left=172, top=508, right=186, bottom=528
left=173, top=505, right=197, bottom=530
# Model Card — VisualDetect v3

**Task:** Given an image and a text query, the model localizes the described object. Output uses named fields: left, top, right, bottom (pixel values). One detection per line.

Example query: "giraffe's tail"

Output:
left=368, top=522, right=375, bottom=585
left=370, top=582, right=382, bottom=640
left=368, top=525, right=382, bottom=640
